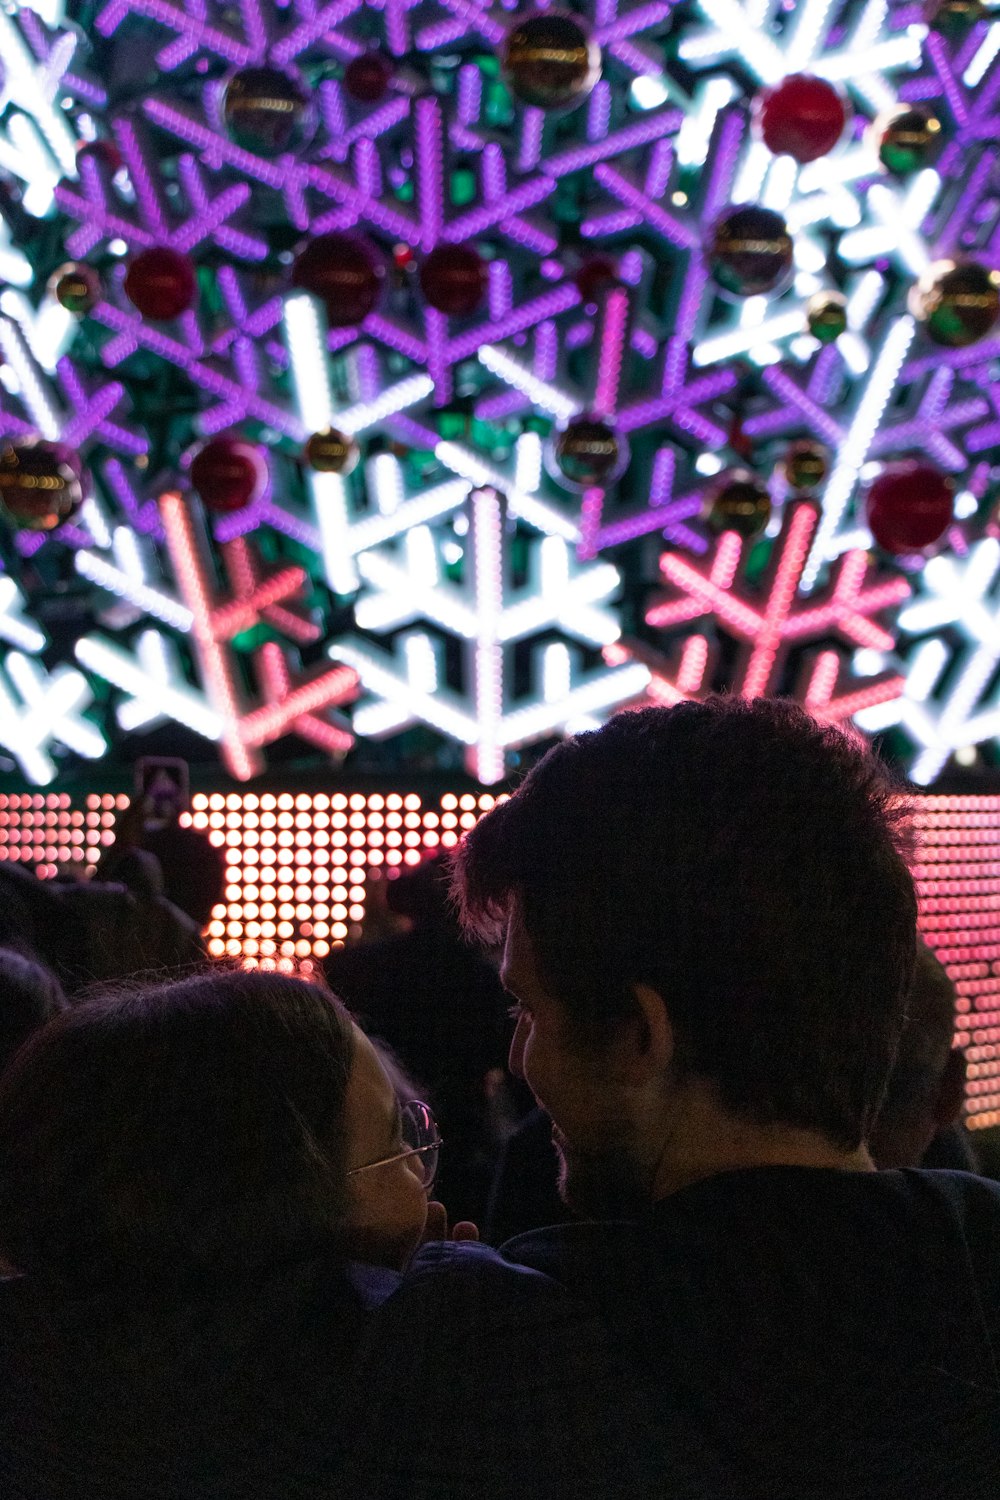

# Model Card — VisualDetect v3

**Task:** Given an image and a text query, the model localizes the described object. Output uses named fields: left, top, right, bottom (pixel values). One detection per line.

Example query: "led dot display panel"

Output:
left=2, top=790, right=999, bottom=1128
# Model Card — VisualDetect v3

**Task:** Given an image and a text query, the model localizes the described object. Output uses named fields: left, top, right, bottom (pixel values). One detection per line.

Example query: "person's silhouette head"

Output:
left=453, top=698, right=917, bottom=1215
left=0, top=968, right=431, bottom=1289
left=868, top=940, right=966, bottom=1169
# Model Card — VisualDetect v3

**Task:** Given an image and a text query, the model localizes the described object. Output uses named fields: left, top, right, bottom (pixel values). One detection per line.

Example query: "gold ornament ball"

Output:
left=705, top=469, right=772, bottom=538
left=304, top=428, right=360, bottom=476
left=781, top=440, right=830, bottom=491
left=924, top=0, right=986, bottom=36
left=501, top=10, right=602, bottom=113
left=806, top=290, right=848, bottom=343
left=0, top=439, right=85, bottom=531
left=869, top=106, right=943, bottom=175
left=48, top=261, right=101, bottom=315
left=552, top=415, right=628, bottom=489
left=908, top=259, right=1000, bottom=348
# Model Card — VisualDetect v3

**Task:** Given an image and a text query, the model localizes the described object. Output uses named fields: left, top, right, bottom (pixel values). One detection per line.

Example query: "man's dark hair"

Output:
left=0, top=969, right=355, bottom=1289
left=452, top=697, right=917, bottom=1151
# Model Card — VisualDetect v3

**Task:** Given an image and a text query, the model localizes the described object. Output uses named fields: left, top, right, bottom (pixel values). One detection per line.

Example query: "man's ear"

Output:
left=626, top=983, right=674, bottom=1080
left=933, top=1047, right=967, bottom=1131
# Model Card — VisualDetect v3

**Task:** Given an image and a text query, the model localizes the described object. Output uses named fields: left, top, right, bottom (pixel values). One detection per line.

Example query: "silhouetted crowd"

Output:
left=0, top=698, right=998, bottom=1499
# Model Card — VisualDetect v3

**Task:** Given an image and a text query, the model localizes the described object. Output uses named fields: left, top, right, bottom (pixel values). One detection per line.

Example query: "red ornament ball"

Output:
left=76, top=139, right=123, bottom=175
left=343, top=52, right=392, bottom=103
left=419, top=243, right=488, bottom=317
left=865, top=460, right=955, bottom=552
left=190, top=437, right=267, bottom=514
left=124, top=246, right=198, bottom=321
left=574, top=256, right=619, bottom=304
left=292, top=233, right=384, bottom=326
left=753, top=74, right=849, bottom=164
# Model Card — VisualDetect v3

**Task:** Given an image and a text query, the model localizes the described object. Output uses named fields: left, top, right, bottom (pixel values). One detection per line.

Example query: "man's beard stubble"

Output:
left=553, top=1131, right=651, bottom=1220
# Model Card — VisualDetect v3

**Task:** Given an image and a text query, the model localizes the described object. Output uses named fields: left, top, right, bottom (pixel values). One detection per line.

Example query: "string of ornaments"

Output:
left=4, top=1, right=997, bottom=559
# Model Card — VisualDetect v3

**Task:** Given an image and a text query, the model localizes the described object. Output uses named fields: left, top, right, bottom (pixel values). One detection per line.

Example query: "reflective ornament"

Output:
left=222, top=66, right=311, bottom=156
left=304, top=428, right=360, bottom=476
left=124, top=246, right=197, bottom=321
left=49, top=261, right=100, bottom=315
left=709, top=206, right=794, bottom=297
left=781, top=440, right=830, bottom=491
left=501, top=10, right=601, bottom=113
left=75, top=138, right=123, bottom=174
left=292, top=233, right=385, bottom=326
left=419, top=243, right=488, bottom=317
left=925, top=0, right=985, bottom=36
left=0, top=439, right=85, bottom=531
left=870, top=106, right=943, bottom=176
left=552, top=416, right=627, bottom=489
left=753, top=74, right=849, bottom=164
left=343, top=53, right=392, bottom=103
left=574, top=256, right=618, bottom=304
left=705, top=469, right=771, bottom=538
left=806, top=290, right=848, bottom=343
left=908, top=259, right=1000, bottom=348
left=865, top=461, right=954, bottom=552
left=190, top=437, right=267, bottom=514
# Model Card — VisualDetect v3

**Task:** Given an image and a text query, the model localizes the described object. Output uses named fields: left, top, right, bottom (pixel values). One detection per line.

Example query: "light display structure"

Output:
left=0, top=2, right=999, bottom=785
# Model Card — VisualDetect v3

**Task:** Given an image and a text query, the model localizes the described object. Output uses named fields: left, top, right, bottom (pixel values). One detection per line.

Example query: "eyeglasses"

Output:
left=346, top=1100, right=443, bottom=1192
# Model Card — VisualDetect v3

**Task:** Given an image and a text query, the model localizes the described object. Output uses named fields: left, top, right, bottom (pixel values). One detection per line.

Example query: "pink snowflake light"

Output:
left=160, top=491, right=357, bottom=778
left=605, top=500, right=911, bottom=728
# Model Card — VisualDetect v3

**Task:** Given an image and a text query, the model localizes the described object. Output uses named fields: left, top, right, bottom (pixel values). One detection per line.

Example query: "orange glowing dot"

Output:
left=349, top=904, right=365, bottom=921
left=208, top=939, right=225, bottom=957
left=261, top=794, right=277, bottom=811
left=314, top=940, right=330, bottom=958
left=402, top=850, right=418, bottom=866
left=441, top=832, right=458, bottom=847
left=404, top=795, right=421, bottom=810
left=295, top=794, right=312, bottom=811
left=280, top=941, right=296, bottom=956
left=314, top=794, right=330, bottom=811
left=226, top=939, right=243, bottom=957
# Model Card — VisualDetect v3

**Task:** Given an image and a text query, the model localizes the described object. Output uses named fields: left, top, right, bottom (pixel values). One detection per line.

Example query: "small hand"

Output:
left=421, top=1200, right=480, bottom=1245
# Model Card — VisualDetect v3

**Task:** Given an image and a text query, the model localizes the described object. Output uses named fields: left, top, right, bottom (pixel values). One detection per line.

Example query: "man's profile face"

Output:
left=500, top=905, right=652, bottom=1219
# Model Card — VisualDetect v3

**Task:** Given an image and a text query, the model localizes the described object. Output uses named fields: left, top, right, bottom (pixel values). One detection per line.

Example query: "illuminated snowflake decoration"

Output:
left=329, top=486, right=649, bottom=783
left=856, top=538, right=1000, bottom=784
left=607, top=500, right=909, bottom=726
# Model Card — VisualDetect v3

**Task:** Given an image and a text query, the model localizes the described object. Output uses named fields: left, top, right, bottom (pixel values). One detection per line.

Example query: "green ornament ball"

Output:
left=806, top=290, right=848, bottom=344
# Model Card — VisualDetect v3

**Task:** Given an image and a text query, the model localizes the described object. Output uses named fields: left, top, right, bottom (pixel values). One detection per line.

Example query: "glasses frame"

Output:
left=346, top=1099, right=443, bottom=1191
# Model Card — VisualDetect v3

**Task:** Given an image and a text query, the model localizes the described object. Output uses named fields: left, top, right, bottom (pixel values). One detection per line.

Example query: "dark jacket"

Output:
left=349, top=1168, right=1000, bottom=1500
left=0, top=1254, right=399, bottom=1499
